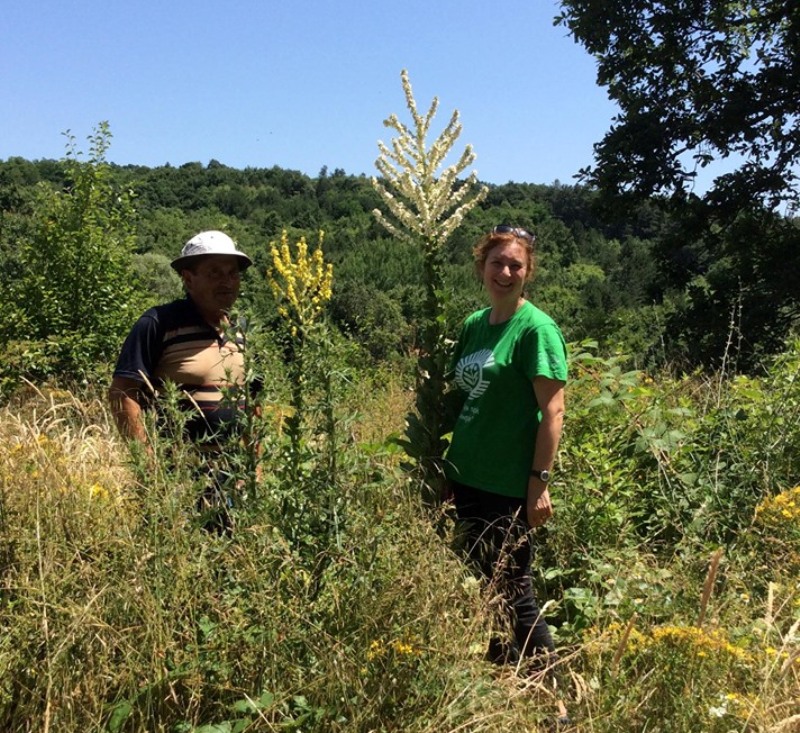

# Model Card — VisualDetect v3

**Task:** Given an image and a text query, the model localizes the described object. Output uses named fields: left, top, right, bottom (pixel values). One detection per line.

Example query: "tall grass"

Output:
left=0, top=379, right=562, bottom=732
left=1, top=340, right=799, bottom=731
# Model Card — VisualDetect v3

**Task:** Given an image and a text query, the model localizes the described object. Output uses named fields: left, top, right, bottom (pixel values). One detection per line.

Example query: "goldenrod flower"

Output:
left=649, top=625, right=750, bottom=661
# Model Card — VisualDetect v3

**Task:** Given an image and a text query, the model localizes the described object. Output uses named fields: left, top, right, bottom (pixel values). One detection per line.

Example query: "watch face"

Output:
left=539, top=470, right=550, bottom=482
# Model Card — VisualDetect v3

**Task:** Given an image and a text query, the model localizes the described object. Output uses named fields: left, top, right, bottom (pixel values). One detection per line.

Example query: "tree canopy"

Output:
left=557, top=0, right=800, bottom=217
left=556, top=1, right=800, bottom=368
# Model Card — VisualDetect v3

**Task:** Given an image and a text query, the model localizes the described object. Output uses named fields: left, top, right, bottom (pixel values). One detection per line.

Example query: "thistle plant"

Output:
left=372, top=69, right=487, bottom=506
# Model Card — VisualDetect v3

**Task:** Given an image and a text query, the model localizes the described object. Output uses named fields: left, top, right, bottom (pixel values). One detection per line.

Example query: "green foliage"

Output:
left=2, top=136, right=796, bottom=374
left=131, top=252, right=183, bottom=304
left=3, top=344, right=800, bottom=730
left=0, top=123, right=144, bottom=390
left=557, top=1, right=800, bottom=369
left=658, top=211, right=800, bottom=370
left=557, top=0, right=800, bottom=214
left=583, top=621, right=756, bottom=732
left=0, top=353, right=522, bottom=731
left=552, top=339, right=800, bottom=580
left=330, top=281, right=411, bottom=361
left=258, top=320, right=356, bottom=583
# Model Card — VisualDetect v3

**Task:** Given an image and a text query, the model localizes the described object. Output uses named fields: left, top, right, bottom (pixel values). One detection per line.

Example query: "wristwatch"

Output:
left=530, top=469, right=551, bottom=483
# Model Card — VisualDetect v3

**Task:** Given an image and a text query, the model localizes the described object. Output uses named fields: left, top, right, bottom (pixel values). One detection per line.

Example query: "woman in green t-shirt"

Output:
left=445, top=225, right=568, bottom=679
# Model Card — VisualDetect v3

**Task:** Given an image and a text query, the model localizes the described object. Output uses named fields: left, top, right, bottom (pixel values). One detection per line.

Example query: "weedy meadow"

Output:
left=1, top=335, right=799, bottom=732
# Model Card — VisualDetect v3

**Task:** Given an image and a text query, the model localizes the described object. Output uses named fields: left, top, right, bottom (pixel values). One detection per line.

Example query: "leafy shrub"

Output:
left=0, top=123, right=144, bottom=393
left=329, top=281, right=411, bottom=361
left=131, top=251, right=183, bottom=303
left=555, top=339, right=800, bottom=564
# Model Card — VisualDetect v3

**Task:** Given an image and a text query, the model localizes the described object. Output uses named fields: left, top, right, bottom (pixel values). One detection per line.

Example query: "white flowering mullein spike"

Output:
left=372, top=69, right=487, bottom=250
left=371, top=70, right=489, bottom=508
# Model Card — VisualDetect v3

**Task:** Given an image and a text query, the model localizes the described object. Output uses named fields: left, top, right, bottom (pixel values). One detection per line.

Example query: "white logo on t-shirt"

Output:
left=455, top=349, right=495, bottom=400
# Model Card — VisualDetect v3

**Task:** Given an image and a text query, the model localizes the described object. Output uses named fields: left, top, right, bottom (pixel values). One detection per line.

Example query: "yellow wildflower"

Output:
left=755, top=486, right=800, bottom=524
left=88, top=483, right=109, bottom=500
left=390, top=640, right=419, bottom=656
left=267, top=230, right=334, bottom=338
left=366, top=639, right=383, bottom=661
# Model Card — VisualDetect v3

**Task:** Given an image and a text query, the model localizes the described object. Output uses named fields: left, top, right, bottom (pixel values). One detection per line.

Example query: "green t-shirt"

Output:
left=444, top=300, right=568, bottom=498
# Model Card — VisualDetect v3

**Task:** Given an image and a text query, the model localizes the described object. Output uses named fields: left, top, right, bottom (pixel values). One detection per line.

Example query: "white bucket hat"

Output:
left=171, top=230, right=253, bottom=272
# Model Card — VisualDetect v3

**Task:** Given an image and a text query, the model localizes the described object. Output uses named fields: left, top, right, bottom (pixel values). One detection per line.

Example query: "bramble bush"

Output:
left=554, top=339, right=800, bottom=562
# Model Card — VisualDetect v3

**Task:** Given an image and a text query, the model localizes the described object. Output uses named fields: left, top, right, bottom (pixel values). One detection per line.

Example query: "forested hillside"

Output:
left=2, top=148, right=796, bottom=389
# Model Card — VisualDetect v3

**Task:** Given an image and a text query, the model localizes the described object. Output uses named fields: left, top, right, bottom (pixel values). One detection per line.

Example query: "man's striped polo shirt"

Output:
left=113, top=296, right=255, bottom=443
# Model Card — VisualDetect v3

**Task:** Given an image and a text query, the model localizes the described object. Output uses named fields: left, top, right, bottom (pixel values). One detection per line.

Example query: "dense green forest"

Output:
left=2, top=143, right=797, bottom=392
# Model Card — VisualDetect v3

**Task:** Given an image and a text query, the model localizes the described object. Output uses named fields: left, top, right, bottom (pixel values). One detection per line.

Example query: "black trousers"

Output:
left=452, top=481, right=555, bottom=663
left=195, top=457, right=236, bottom=535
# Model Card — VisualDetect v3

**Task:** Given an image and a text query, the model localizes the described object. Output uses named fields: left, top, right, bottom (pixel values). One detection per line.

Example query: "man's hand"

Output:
left=108, top=376, right=148, bottom=444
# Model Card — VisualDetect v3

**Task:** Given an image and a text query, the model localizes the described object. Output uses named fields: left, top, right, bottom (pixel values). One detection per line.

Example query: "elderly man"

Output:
left=109, top=230, right=258, bottom=530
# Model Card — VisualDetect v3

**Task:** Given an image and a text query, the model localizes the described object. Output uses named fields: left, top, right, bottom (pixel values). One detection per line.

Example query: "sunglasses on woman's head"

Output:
left=492, top=225, right=536, bottom=244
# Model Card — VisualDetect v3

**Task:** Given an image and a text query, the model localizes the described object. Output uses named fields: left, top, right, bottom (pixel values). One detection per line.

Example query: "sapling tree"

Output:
left=372, top=70, right=487, bottom=506
left=0, top=122, right=142, bottom=385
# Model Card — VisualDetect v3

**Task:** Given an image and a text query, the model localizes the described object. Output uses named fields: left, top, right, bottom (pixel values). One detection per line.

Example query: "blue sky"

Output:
left=2, top=0, right=618, bottom=186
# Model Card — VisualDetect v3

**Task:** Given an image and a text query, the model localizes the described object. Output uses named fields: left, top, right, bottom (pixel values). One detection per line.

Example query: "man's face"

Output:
left=182, top=255, right=242, bottom=315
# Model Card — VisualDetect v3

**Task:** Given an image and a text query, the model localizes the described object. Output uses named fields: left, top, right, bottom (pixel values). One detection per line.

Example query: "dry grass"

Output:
left=0, top=386, right=568, bottom=732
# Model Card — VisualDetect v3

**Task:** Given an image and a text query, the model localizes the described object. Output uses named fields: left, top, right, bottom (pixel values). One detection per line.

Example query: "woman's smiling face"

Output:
left=480, top=240, right=530, bottom=305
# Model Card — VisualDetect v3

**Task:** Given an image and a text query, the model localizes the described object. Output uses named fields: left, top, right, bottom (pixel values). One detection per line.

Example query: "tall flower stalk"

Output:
left=372, top=69, right=487, bottom=506
left=267, top=230, right=334, bottom=472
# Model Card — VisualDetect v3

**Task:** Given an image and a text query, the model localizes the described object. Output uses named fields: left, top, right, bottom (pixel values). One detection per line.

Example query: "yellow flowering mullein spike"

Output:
left=268, top=230, right=334, bottom=337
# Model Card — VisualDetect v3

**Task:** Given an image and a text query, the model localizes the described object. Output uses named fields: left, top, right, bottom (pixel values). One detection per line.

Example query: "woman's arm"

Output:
left=526, top=376, right=566, bottom=527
